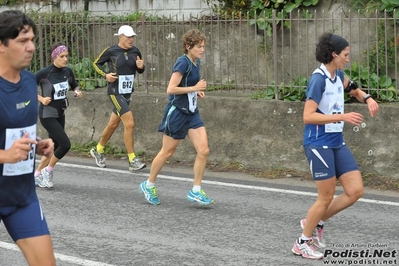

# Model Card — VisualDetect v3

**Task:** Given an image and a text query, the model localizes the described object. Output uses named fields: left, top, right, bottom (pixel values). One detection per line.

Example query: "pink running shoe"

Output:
left=292, top=239, right=324, bottom=259
left=301, top=219, right=326, bottom=248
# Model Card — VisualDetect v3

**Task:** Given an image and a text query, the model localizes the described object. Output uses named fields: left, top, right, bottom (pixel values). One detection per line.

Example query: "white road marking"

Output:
left=0, top=241, right=116, bottom=266
left=2, top=161, right=397, bottom=265
left=60, top=162, right=399, bottom=207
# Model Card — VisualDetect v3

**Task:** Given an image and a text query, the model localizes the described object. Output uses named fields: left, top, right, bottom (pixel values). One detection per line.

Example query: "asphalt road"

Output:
left=1, top=156, right=398, bottom=266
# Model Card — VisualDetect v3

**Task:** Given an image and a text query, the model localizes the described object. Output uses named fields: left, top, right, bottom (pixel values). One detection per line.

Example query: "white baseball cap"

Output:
left=114, top=25, right=137, bottom=37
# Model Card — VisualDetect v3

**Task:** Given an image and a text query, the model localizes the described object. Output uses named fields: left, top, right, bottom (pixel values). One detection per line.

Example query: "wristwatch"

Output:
left=363, top=94, right=372, bottom=103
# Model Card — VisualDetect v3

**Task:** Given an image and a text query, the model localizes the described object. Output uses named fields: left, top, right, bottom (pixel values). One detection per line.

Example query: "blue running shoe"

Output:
left=139, top=181, right=160, bottom=205
left=187, top=189, right=214, bottom=205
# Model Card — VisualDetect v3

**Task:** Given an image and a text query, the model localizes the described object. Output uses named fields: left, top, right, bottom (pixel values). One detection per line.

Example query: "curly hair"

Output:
left=181, top=29, right=206, bottom=54
left=315, top=32, right=335, bottom=64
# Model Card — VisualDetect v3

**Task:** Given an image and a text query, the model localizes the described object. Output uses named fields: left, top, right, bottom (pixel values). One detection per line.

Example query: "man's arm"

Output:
left=93, top=46, right=111, bottom=77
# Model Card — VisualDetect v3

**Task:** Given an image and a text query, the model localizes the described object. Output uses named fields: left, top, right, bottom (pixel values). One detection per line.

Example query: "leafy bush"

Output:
left=249, top=0, right=319, bottom=36
left=251, top=75, right=307, bottom=101
left=68, top=57, right=107, bottom=90
left=204, top=0, right=251, bottom=16
left=344, top=61, right=397, bottom=102
left=252, top=61, right=398, bottom=102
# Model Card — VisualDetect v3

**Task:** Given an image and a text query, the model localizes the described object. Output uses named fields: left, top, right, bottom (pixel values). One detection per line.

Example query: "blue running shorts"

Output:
left=0, top=197, right=50, bottom=242
left=304, top=144, right=359, bottom=181
left=158, top=103, right=204, bottom=139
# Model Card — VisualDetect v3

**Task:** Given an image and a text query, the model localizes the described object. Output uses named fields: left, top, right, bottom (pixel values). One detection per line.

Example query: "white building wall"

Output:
left=0, top=2, right=53, bottom=13
left=0, top=0, right=212, bottom=17
left=136, top=0, right=211, bottom=17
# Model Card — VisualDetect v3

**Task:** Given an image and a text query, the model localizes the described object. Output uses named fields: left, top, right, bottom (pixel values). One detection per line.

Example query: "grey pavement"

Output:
left=1, top=155, right=398, bottom=266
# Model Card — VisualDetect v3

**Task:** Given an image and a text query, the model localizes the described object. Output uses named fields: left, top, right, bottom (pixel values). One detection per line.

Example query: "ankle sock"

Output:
left=317, top=220, right=325, bottom=228
left=298, top=237, right=311, bottom=244
left=192, top=185, right=201, bottom=192
left=128, top=153, right=136, bottom=162
left=146, top=181, right=155, bottom=188
left=299, top=234, right=312, bottom=244
left=96, top=143, right=105, bottom=154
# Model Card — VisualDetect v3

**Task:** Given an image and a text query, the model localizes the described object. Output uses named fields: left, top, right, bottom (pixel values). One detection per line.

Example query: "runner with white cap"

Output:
left=91, top=25, right=146, bottom=172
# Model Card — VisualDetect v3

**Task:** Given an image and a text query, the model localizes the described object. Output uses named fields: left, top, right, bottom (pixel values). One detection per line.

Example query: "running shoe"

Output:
left=129, top=157, right=146, bottom=171
left=301, top=219, right=326, bottom=248
left=292, top=239, right=324, bottom=259
left=40, top=168, right=54, bottom=188
left=187, top=189, right=214, bottom=205
left=35, top=174, right=46, bottom=188
left=90, top=148, right=106, bottom=168
left=139, top=181, right=160, bottom=205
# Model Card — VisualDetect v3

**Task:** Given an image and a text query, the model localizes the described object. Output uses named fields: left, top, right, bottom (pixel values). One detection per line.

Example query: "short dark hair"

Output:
left=0, top=10, right=36, bottom=46
left=181, top=29, right=206, bottom=54
left=315, top=32, right=350, bottom=64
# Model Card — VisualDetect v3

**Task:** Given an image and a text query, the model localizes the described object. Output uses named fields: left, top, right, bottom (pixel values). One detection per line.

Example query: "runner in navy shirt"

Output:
left=139, top=29, right=214, bottom=206
left=0, top=10, right=56, bottom=265
left=291, top=33, right=379, bottom=260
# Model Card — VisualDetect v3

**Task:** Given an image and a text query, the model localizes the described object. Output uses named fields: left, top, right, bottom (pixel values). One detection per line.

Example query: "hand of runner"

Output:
left=41, top=96, right=51, bottom=105
left=106, top=73, right=118, bottom=82
left=136, top=56, right=144, bottom=69
left=194, top=79, right=207, bottom=91
left=36, top=138, right=54, bottom=157
left=6, top=132, right=36, bottom=163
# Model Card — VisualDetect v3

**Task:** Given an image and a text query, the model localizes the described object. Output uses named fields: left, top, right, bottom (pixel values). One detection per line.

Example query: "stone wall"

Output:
left=38, top=91, right=399, bottom=179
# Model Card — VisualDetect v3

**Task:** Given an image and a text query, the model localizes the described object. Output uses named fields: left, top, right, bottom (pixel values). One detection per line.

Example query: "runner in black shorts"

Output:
left=35, top=43, right=83, bottom=188
left=139, top=29, right=214, bottom=205
left=91, top=25, right=146, bottom=172
left=0, top=10, right=56, bottom=265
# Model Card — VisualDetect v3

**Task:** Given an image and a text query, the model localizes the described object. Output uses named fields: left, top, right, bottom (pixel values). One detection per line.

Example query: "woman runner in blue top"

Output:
left=291, top=33, right=379, bottom=260
left=139, top=29, right=213, bottom=205
left=0, top=10, right=56, bottom=265
left=35, top=43, right=83, bottom=188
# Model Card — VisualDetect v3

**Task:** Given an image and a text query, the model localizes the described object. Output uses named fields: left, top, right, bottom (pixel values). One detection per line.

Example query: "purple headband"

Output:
left=51, top=45, right=68, bottom=60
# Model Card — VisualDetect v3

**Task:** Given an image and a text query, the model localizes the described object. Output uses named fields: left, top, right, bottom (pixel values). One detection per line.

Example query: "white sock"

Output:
left=146, top=181, right=155, bottom=187
left=318, top=220, right=325, bottom=226
left=301, top=234, right=312, bottom=241
left=192, top=185, right=201, bottom=192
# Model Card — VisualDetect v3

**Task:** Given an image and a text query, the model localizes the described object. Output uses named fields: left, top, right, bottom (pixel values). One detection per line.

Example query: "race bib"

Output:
left=188, top=91, right=197, bottom=112
left=118, top=74, right=134, bottom=94
left=53, top=80, right=69, bottom=100
left=325, top=102, right=344, bottom=133
left=3, top=124, right=36, bottom=176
